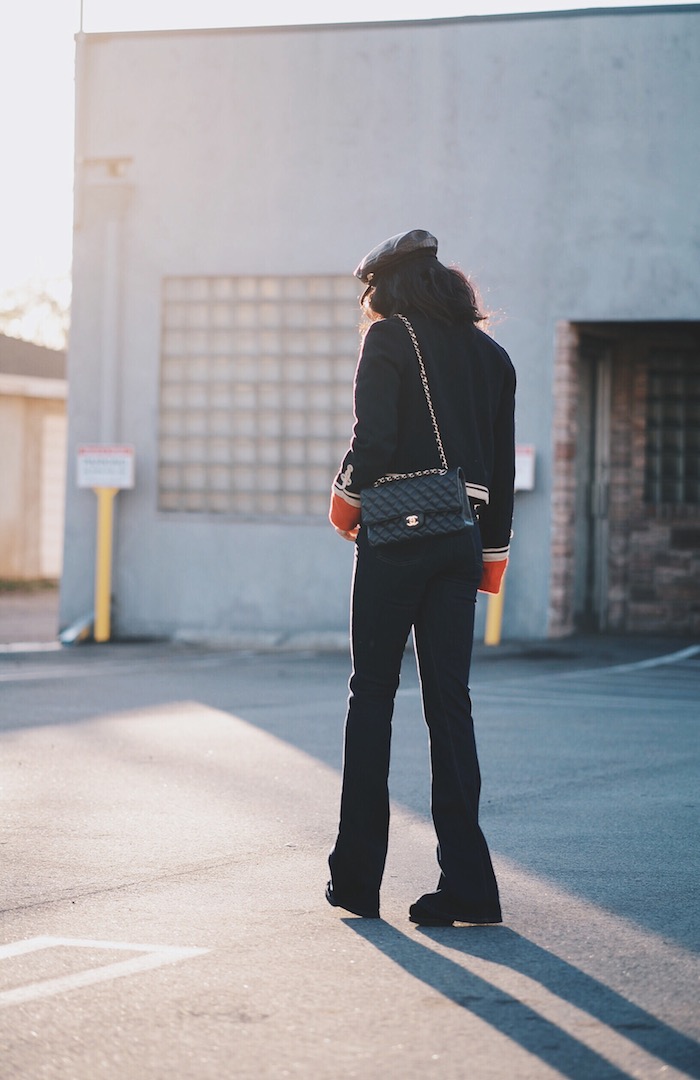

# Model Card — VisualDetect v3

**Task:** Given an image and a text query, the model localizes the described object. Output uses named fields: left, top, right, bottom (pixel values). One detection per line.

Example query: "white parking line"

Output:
left=394, top=644, right=700, bottom=698
left=595, top=643, right=700, bottom=674
left=0, top=936, right=209, bottom=1008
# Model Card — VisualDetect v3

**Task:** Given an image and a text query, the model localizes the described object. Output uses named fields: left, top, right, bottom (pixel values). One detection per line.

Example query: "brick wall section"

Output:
left=548, top=322, right=580, bottom=636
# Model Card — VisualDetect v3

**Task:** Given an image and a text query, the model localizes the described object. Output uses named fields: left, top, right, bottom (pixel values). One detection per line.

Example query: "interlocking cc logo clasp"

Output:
left=405, top=515, right=420, bottom=528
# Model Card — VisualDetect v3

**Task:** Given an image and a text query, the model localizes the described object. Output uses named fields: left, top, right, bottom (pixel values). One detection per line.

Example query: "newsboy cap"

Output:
left=353, top=229, right=438, bottom=283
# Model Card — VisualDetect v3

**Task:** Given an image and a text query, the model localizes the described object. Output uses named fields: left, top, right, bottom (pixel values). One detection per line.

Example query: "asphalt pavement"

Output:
left=0, top=589, right=698, bottom=1079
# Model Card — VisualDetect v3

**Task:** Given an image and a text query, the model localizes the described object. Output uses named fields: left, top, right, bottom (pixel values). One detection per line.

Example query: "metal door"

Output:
left=575, top=338, right=611, bottom=630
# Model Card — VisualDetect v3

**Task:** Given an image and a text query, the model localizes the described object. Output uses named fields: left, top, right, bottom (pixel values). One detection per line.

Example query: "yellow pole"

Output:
left=484, top=580, right=506, bottom=647
left=93, top=487, right=118, bottom=643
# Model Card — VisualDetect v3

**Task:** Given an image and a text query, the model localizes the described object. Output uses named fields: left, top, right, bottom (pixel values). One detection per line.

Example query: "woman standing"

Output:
left=326, top=229, right=515, bottom=926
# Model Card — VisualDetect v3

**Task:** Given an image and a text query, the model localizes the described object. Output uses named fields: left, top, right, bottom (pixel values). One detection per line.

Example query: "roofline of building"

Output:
left=78, top=3, right=700, bottom=42
left=0, top=335, right=66, bottom=380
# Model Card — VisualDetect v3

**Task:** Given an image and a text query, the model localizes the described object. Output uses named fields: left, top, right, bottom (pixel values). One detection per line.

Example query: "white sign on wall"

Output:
left=77, top=445, right=135, bottom=489
left=515, top=444, right=536, bottom=492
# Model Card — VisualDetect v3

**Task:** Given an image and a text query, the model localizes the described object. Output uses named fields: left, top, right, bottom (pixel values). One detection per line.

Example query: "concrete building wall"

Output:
left=62, top=8, right=700, bottom=640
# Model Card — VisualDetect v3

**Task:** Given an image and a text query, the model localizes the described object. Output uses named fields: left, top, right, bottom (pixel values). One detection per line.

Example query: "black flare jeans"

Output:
left=328, top=523, right=501, bottom=918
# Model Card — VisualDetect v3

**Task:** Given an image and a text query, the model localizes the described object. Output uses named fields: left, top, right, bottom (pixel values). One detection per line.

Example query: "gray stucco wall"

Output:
left=62, top=8, right=700, bottom=641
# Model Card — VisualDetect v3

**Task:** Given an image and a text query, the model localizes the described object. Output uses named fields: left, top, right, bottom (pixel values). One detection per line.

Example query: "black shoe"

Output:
left=409, top=892, right=502, bottom=927
left=325, top=882, right=380, bottom=919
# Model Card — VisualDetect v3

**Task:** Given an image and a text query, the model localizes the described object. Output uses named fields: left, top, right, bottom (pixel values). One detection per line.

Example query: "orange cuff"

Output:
left=329, top=491, right=361, bottom=534
left=478, top=559, right=508, bottom=595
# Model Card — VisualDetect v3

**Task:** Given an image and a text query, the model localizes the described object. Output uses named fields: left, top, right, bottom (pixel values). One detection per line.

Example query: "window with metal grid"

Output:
left=158, top=276, right=360, bottom=516
left=644, top=351, right=700, bottom=505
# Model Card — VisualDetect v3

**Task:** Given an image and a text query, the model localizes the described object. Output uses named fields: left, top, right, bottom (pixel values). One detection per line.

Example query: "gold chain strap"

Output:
left=371, top=315, right=450, bottom=487
left=395, top=314, right=448, bottom=469
left=373, top=467, right=445, bottom=486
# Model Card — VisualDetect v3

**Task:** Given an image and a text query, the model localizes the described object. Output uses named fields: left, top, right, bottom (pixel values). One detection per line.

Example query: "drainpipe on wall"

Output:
left=63, top=27, right=134, bottom=643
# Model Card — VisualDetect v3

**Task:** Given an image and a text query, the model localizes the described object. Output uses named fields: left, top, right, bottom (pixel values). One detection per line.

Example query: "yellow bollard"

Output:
left=93, top=486, right=118, bottom=642
left=484, top=580, right=505, bottom=647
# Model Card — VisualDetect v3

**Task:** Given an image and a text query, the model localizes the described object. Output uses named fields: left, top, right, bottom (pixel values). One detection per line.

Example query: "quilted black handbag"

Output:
left=361, top=315, right=474, bottom=547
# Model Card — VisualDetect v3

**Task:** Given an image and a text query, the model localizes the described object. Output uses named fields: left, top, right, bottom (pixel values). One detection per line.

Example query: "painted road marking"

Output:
left=394, top=644, right=700, bottom=700
left=0, top=936, right=209, bottom=1008
left=591, top=643, right=700, bottom=674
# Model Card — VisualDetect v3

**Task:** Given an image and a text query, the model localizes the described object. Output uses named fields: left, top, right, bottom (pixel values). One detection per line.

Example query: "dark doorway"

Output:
left=555, top=322, right=700, bottom=635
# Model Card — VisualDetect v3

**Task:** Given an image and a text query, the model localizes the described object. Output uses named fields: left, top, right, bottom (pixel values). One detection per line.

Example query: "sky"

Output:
left=1, top=0, right=695, bottom=302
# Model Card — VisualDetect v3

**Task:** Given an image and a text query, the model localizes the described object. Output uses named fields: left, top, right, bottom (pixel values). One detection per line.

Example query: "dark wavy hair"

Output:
left=362, top=256, right=486, bottom=326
